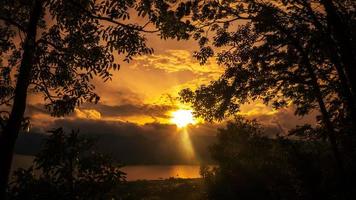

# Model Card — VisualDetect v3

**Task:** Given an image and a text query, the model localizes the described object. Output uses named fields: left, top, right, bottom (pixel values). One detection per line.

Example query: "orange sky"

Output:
left=26, top=31, right=315, bottom=135
left=10, top=10, right=320, bottom=165
left=15, top=6, right=319, bottom=138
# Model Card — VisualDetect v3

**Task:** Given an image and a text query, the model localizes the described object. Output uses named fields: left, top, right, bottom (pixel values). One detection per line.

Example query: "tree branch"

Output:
left=68, top=0, right=159, bottom=33
left=0, top=16, right=25, bottom=32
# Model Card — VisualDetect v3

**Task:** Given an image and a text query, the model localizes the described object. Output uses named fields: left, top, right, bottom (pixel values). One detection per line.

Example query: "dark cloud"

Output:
left=96, top=85, right=143, bottom=105
left=83, top=103, right=174, bottom=118
left=50, top=119, right=178, bottom=137
left=26, top=104, right=47, bottom=115
left=15, top=119, right=217, bottom=165
left=26, top=101, right=175, bottom=120
left=250, top=108, right=317, bottom=132
left=16, top=104, right=318, bottom=166
left=49, top=118, right=218, bottom=139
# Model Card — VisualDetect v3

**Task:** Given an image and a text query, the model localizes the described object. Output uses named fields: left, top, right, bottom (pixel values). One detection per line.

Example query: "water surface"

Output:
left=122, top=165, right=201, bottom=181
left=12, top=154, right=202, bottom=181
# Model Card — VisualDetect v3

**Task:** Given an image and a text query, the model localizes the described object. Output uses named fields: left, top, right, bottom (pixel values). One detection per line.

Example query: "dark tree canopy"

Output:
left=176, top=1, right=356, bottom=148
left=0, top=0, right=193, bottom=119
left=0, top=0, right=194, bottom=196
left=174, top=0, right=356, bottom=198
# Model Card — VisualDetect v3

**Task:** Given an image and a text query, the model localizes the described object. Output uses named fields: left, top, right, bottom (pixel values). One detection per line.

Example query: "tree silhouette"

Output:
left=9, top=128, right=125, bottom=200
left=177, top=0, right=355, bottom=182
left=0, top=0, right=193, bottom=196
left=201, top=118, right=345, bottom=200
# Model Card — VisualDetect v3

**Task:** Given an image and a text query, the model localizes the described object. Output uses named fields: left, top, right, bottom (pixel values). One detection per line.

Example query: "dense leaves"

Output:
left=201, top=119, right=347, bottom=200
left=178, top=0, right=356, bottom=137
left=176, top=2, right=356, bottom=188
left=0, top=0, right=194, bottom=119
left=0, top=0, right=193, bottom=193
left=171, top=1, right=356, bottom=198
left=9, top=128, right=125, bottom=200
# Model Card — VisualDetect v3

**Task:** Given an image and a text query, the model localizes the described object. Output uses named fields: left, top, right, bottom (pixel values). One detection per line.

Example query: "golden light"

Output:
left=171, top=109, right=195, bottom=128
left=171, top=109, right=197, bottom=162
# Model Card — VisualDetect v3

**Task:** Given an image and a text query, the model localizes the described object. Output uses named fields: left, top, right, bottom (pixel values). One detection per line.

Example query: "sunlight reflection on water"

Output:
left=12, top=154, right=203, bottom=181
left=122, top=165, right=202, bottom=181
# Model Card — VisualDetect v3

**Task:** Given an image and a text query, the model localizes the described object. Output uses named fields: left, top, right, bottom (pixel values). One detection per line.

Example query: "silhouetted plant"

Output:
left=201, top=118, right=346, bottom=200
left=9, top=128, right=126, bottom=200
left=0, top=0, right=193, bottom=195
left=176, top=0, right=356, bottom=195
left=179, top=0, right=355, bottom=131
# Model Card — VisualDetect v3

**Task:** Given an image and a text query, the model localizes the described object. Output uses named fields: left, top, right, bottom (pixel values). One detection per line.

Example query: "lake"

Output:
left=12, top=154, right=202, bottom=181
left=122, top=165, right=201, bottom=180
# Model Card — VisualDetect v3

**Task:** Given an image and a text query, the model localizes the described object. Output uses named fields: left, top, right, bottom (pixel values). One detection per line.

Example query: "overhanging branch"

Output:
left=68, top=0, right=159, bottom=33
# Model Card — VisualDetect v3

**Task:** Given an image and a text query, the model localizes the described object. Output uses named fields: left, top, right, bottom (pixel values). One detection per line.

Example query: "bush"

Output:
left=9, top=128, right=126, bottom=200
left=201, top=118, right=344, bottom=200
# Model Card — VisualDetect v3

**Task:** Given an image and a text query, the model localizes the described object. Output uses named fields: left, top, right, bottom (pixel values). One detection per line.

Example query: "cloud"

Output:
left=241, top=105, right=317, bottom=133
left=82, top=103, right=174, bottom=119
left=26, top=98, right=317, bottom=136
left=16, top=118, right=218, bottom=165
left=74, top=108, right=102, bottom=120
left=44, top=117, right=219, bottom=138
left=132, top=50, right=223, bottom=76
left=25, top=100, right=176, bottom=126
left=93, top=84, right=144, bottom=106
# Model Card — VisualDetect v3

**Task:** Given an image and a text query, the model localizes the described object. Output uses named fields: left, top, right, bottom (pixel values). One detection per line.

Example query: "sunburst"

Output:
left=171, top=109, right=195, bottom=128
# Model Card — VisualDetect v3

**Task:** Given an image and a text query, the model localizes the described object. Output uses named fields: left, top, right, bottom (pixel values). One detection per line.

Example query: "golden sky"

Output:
left=17, top=19, right=319, bottom=165
left=26, top=32, right=315, bottom=134
left=18, top=4, right=319, bottom=136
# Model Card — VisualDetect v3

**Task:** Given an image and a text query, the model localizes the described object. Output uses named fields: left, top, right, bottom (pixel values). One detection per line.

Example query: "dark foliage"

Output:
left=179, top=0, right=356, bottom=129
left=0, top=0, right=193, bottom=194
left=8, top=128, right=125, bottom=200
left=0, top=0, right=192, bottom=120
left=201, top=118, right=351, bottom=200
left=175, top=1, right=356, bottom=198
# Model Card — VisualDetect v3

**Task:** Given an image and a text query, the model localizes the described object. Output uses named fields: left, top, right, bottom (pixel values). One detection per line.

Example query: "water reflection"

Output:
left=12, top=154, right=204, bottom=181
left=122, top=165, right=202, bottom=181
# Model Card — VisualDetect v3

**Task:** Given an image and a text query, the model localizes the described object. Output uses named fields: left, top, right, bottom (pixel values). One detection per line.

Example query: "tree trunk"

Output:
left=329, top=51, right=356, bottom=137
left=277, top=19, right=345, bottom=174
left=321, top=0, right=356, bottom=100
left=304, top=0, right=356, bottom=138
left=302, top=55, right=352, bottom=199
left=0, top=0, right=42, bottom=198
left=302, top=57, right=344, bottom=171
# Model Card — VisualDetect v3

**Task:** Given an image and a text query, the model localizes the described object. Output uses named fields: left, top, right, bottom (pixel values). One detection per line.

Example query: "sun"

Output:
left=171, top=109, right=195, bottom=128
